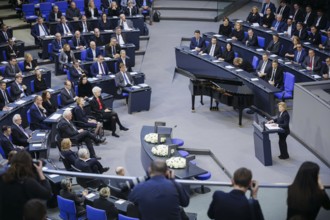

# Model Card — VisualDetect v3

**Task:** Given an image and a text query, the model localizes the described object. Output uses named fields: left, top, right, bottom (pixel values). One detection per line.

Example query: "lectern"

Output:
left=253, top=121, right=282, bottom=166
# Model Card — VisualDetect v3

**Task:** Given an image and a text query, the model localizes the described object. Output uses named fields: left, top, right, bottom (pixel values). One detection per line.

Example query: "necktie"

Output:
left=261, top=61, right=267, bottom=73
left=112, top=46, right=115, bottom=55
left=2, top=90, right=9, bottom=104
left=196, top=38, right=199, bottom=46
left=64, top=24, right=69, bottom=34
left=3, top=32, right=8, bottom=41
left=70, top=121, right=78, bottom=132
left=316, top=17, right=321, bottom=26
left=67, top=89, right=72, bottom=97
left=304, top=13, right=310, bottom=23
left=309, top=57, right=313, bottom=70
left=299, top=30, right=301, bottom=37
left=59, top=40, right=62, bottom=48
left=77, top=38, right=80, bottom=45
left=97, top=98, right=103, bottom=110
left=209, top=45, right=215, bottom=57
left=279, top=6, right=284, bottom=15
left=123, top=72, right=131, bottom=85
left=55, top=13, right=57, bottom=20
left=275, top=21, right=279, bottom=30
left=37, top=106, right=43, bottom=116
left=296, top=51, right=301, bottom=62
left=83, top=22, right=87, bottom=32
left=99, top=63, right=105, bottom=74
left=129, top=8, right=132, bottom=16
left=19, top=125, right=29, bottom=138
left=293, top=10, right=298, bottom=21
left=271, top=69, right=276, bottom=81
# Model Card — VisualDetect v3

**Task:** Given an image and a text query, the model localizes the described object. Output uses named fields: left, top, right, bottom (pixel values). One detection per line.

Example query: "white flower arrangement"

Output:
left=151, top=145, right=175, bottom=157
left=144, top=133, right=166, bottom=144
left=166, top=157, right=186, bottom=169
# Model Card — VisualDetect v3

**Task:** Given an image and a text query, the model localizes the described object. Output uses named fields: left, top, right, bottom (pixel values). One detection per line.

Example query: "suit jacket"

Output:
left=0, top=31, right=12, bottom=43
left=118, top=19, right=134, bottom=29
left=42, top=100, right=57, bottom=116
left=281, top=24, right=295, bottom=37
left=104, top=44, right=120, bottom=58
left=115, top=71, right=134, bottom=87
left=124, top=6, right=138, bottom=16
left=302, top=56, right=322, bottom=72
left=244, top=34, right=258, bottom=47
left=107, top=8, right=121, bottom=17
left=23, top=60, right=37, bottom=72
left=71, top=36, right=87, bottom=49
left=189, top=37, right=206, bottom=50
left=128, top=175, right=190, bottom=220
left=261, top=13, right=275, bottom=28
left=271, top=20, right=285, bottom=32
left=207, top=189, right=264, bottom=220
left=48, top=11, right=63, bottom=22
left=29, top=103, right=47, bottom=130
left=66, top=8, right=82, bottom=21
left=293, top=49, right=306, bottom=64
left=239, top=60, right=254, bottom=73
left=0, top=88, right=13, bottom=110
left=256, top=60, right=272, bottom=77
left=98, top=20, right=112, bottom=31
left=246, top=12, right=260, bottom=24
left=58, top=118, right=79, bottom=138
left=221, top=50, right=234, bottom=63
left=52, top=39, right=67, bottom=53
left=274, top=110, right=290, bottom=134
left=313, top=16, right=327, bottom=30
left=59, top=50, right=76, bottom=70
left=290, top=9, right=304, bottom=23
left=78, top=20, right=94, bottom=33
left=4, top=63, right=21, bottom=78
left=56, top=22, right=74, bottom=35
left=323, top=37, right=330, bottom=50
left=61, top=88, right=76, bottom=106
left=230, top=29, right=244, bottom=41
left=91, top=35, right=105, bottom=47
left=266, top=40, right=281, bottom=55
left=73, top=106, right=89, bottom=124
left=293, top=28, right=308, bottom=41
left=69, top=66, right=87, bottom=81
left=118, top=57, right=132, bottom=71
left=86, top=47, right=102, bottom=61
left=261, top=2, right=276, bottom=14
left=31, top=23, right=49, bottom=39
left=112, top=33, right=127, bottom=45
left=136, top=0, right=152, bottom=8
left=307, top=32, right=321, bottom=45
left=11, top=123, right=29, bottom=147
left=10, top=81, right=26, bottom=101
left=276, top=5, right=290, bottom=20
left=6, top=44, right=19, bottom=59
left=85, top=8, right=99, bottom=18
left=266, top=67, right=283, bottom=89
left=303, top=12, right=315, bottom=27
left=93, top=198, right=119, bottom=220
left=90, top=96, right=108, bottom=114
left=34, top=78, right=48, bottom=93
left=321, top=64, right=330, bottom=76
left=202, top=43, right=222, bottom=58
left=91, top=62, right=109, bottom=76
left=61, top=150, right=78, bottom=167
left=0, top=134, right=15, bottom=158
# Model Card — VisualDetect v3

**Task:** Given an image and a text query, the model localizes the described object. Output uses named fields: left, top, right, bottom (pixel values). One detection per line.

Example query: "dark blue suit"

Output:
left=29, top=103, right=49, bottom=131
left=128, top=175, right=189, bottom=220
left=281, top=24, right=295, bottom=37
left=52, top=39, right=67, bottom=53
left=91, top=62, right=109, bottom=76
left=189, top=37, right=206, bottom=50
left=56, top=23, right=74, bottom=35
left=71, top=36, right=87, bottom=49
left=271, top=20, right=285, bottom=32
left=208, top=189, right=264, bottom=220
left=261, top=2, right=276, bottom=14
left=293, top=49, right=306, bottom=64
left=31, top=23, right=50, bottom=44
left=86, top=47, right=101, bottom=61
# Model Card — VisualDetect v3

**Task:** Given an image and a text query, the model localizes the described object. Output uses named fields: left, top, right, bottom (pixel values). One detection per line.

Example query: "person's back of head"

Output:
left=149, top=160, right=167, bottom=176
left=115, top=166, right=125, bottom=176
left=23, top=199, right=47, bottom=220
left=78, top=148, right=89, bottom=160
left=233, top=167, right=252, bottom=188
left=99, top=186, right=111, bottom=199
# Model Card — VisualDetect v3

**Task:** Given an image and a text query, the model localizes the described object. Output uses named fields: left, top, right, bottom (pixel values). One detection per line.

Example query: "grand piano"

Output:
left=175, top=46, right=281, bottom=125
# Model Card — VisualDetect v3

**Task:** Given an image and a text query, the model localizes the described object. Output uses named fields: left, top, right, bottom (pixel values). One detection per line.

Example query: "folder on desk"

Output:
left=46, top=88, right=54, bottom=92
left=130, top=72, right=138, bottom=75
left=15, top=100, right=26, bottom=105
left=256, top=48, right=264, bottom=52
left=139, top=83, right=149, bottom=88
left=49, top=113, right=62, bottom=120
left=86, top=193, right=96, bottom=199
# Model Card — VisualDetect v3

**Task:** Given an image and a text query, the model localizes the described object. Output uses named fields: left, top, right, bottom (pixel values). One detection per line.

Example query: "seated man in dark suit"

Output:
left=293, top=44, right=306, bottom=64
left=115, top=63, right=134, bottom=88
left=207, top=167, right=263, bottom=220
left=105, top=37, right=121, bottom=58
left=71, top=30, right=87, bottom=50
left=4, top=57, right=22, bottom=78
left=243, top=29, right=258, bottom=47
left=256, top=53, right=272, bottom=79
left=30, top=17, right=49, bottom=45
left=56, top=16, right=74, bottom=35
left=29, top=95, right=50, bottom=131
left=52, top=33, right=67, bottom=53
left=0, top=24, right=13, bottom=43
left=58, top=110, right=105, bottom=159
left=266, top=34, right=281, bottom=55
left=293, top=22, right=308, bottom=41
left=118, top=14, right=134, bottom=30
left=118, top=50, right=132, bottom=72
left=0, top=125, right=25, bottom=158
left=61, top=80, right=78, bottom=106
left=69, top=61, right=88, bottom=83
left=302, top=49, right=322, bottom=73
left=0, top=81, right=13, bottom=111
left=313, top=9, right=327, bottom=31
left=290, top=3, right=304, bottom=24
left=281, top=18, right=295, bottom=37
left=10, top=74, right=27, bottom=101
left=6, top=38, right=20, bottom=59
left=200, top=36, right=222, bottom=58
left=78, top=15, right=94, bottom=33
left=276, top=0, right=290, bottom=21
left=307, top=26, right=321, bottom=46
left=189, top=30, right=206, bottom=52
left=233, top=57, right=254, bottom=73
left=303, top=5, right=315, bottom=28
left=86, top=41, right=102, bottom=61
left=321, top=57, right=330, bottom=79
left=112, top=26, right=127, bottom=46
left=90, top=86, right=128, bottom=137
left=270, top=14, right=285, bottom=32
left=11, top=114, right=30, bottom=147
left=91, top=55, right=110, bottom=76
left=48, top=5, right=62, bottom=22
left=91, top=28, right=105, bottom=47
left=66, top=1, right=82, bottom=21
left=124, top=0, right=138, bottom=17
left=319, top=28, right=330, bottom=50
left=266, top=60, right=283, bottom=89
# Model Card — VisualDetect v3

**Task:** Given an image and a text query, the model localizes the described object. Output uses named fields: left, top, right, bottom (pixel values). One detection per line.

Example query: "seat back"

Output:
left=118, top=214, right=139, bottom=220
left=22, top=4, right=36, bottom=16
left=75, top=0, right=85, bottom=12
left=39, top=2, right=52, bottom=20
left=6, top=87, right=11, bottom=97
left=74, top=85, right=78, bottom=96
left=18, top=61, right=24, bottom=71
left=80, top=49, right=87, bottom=61
left=86, top=205, right=107, bottom=220
left=2, top=50, right=7, bottom=61
left=257, top=36, right=265, bottom=48
left=68, top=40, right=74, bottom=49
left=252, top=56, right=259, bottom=70
left=94, top=0, right=101, bottom=10
left=57, top=195, right=78, bottom=220
left=205, top=40, right=209, bottom=48
left=57, top=93, right=62, bottom=107
left=64, top=69, right=71, bottom=81
left=30, top=80, right=35, bottom=93
left=234, top=52, right=238, bottom=58
left=0, top=145, right=6, bottom=159
left=283, top=72, right=295, bottom=94
left=26, top=109, right=31, bottom=124
left=0, top=65, right=6, bottom=75
left=55, top=1, right=68, bottom=13
left=321, top=35, right=327, bottom=44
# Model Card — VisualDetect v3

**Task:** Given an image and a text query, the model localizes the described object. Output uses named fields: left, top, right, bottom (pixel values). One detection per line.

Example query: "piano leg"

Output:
left=200, top=95, right=204, bottom=105
left=238, top=108, right=243, bottom=126
left=192, top=95, right=195, bottom=112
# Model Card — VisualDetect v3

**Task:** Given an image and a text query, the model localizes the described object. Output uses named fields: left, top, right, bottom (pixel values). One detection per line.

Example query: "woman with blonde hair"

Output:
left=246, top=6, right=260, bottom=24
left=23, top=53, right=38, bottom=71
left=230, top=22, right=244, bottom=41
left=93, top=187, right=119, bottom=220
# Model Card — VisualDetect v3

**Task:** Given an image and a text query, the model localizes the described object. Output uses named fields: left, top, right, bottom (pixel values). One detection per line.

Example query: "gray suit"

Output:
left=4, top=63, right=21, bottom=78
left=117, top=19, right=134, bottom=30
left=59, top=50, right=76, bottom=71
left=115, top=71, right=134, bottom=88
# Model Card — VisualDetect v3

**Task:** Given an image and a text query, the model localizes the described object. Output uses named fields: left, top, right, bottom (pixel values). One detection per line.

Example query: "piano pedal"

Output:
left=210, top=106, right=219, bottom=111
left=191, top=109, right=196, bottom=113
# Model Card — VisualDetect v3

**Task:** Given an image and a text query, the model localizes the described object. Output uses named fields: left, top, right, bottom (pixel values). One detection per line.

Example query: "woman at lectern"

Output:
left=267, top=102, right=290, bottom=159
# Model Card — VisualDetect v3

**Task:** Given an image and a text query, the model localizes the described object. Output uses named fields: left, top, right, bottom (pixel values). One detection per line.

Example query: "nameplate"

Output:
left=49, top=113, right=62, bottom=120
left=115, top=199, right=126, bottom=204
left=86, top=193, right=96, bottom=199
left=32, top=143, right=42, bottom=148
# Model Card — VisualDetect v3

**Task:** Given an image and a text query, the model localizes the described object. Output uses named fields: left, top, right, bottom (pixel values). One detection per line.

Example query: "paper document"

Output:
left=115, top=199, right=126, bottom=204
left=212, top=60, right=221, bottom=63
left=131, top=86, right=140, bottom=89
left=256, top=48, right=264, bottom=52
left=312, top=74, right=321, bottom=79
left=49, top=174, right=59, bottom=178
left=285, top=62, right=292, bottom=65
left=32, top=143, right=42, bottom=148
left=49, top=113, right=62, bottom=120
left=236, top=20, right=243, bottom=22
left=278, top=32, right=285, bottom=35
left=104, top=57, right=111, bottom=61
left=36, top=133, right=46, bottom=137
left=265, top=123, right=279, bottom=130
left=139, top=83, right=149, bottom=88
left=109, top=75, right=115, bottom=78
left=269, top=54, right=277, bottom=58
left=46, top=88, right=54, bottom=92
left=201, top=53, right=208, bottom=56
left=266, top=30, right=273, bottom=33
left=226, top=38, right=232, bottom=41
left=64, top=107, right=73, bottom=111
left=251, top=78, right=259, bottom=81
left=15, top=100, right=26, bottom=105
left=104, top=30, right=113, bottom=32
left=252, top=23, right=259, bottom=27
left=303, top=42, right=311, bottom=45
left=225, top=65, right=235, bottom=69
left=236, top=69, right=244, bottom=72
left=213, top=34, right=221, bottom=37
left=130, top=72, right=138, bottom=75
left=85, top=193, right=96, bottom=199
